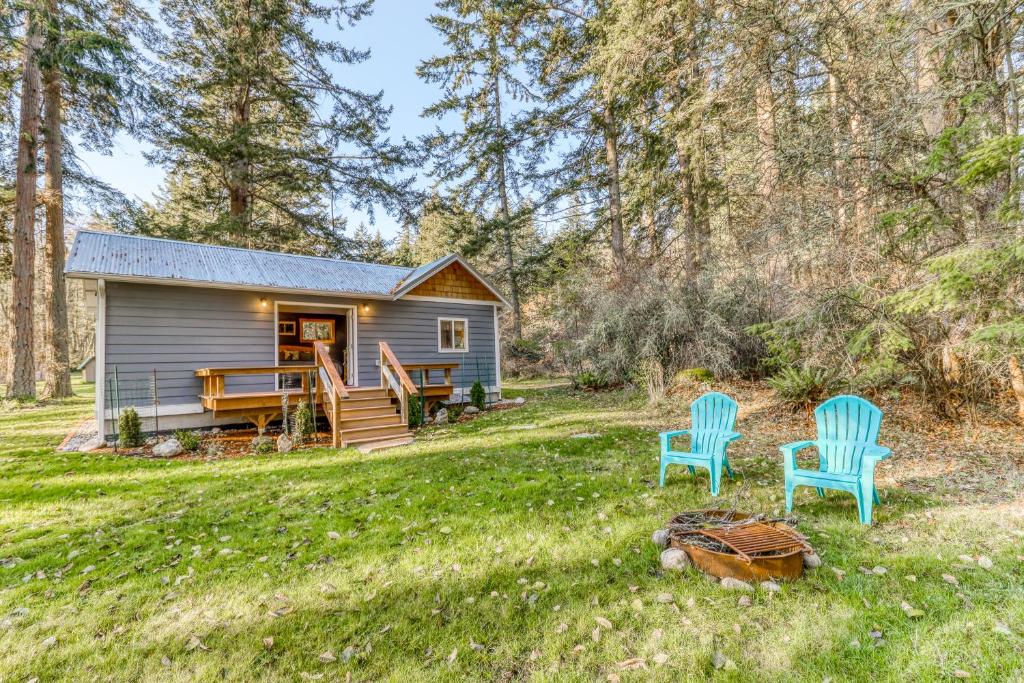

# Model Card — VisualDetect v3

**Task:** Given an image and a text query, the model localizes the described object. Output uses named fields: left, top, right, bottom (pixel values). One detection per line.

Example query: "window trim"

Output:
left=437, top=317, right=469, bottom=353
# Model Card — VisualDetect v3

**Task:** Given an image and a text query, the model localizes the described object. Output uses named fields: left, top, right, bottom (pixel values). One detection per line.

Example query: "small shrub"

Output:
left=204, top=441, right=225, bottom=459
left=637, top=358, right=666, bottom=404
left=292, top=401, right=314, bottom=442
left=447, top=404, right=464, bottom=421
left=675, top=367, right=714, bottom=384
left=408, top=393, right=424, bottom=428
left=768, top=365, right=840, bottom=407
left=470, top=381, right=486, bottom=410
left=174, top=429, right=201, bottom=452
left=574, top=371, right=606, bottom=390
left=118, top=407, right=143, bottom=447
left=253, top=436, right=275, bottom=455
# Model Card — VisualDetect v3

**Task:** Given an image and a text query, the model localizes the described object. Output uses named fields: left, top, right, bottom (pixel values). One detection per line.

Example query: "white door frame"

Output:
left=273, top=300, right=359, bottom=387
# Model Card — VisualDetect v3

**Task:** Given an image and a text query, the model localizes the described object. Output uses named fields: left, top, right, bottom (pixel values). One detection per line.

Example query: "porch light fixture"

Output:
left=362, top=303, right=370, bottom=314
left=259, top=297, right=268, bottom=308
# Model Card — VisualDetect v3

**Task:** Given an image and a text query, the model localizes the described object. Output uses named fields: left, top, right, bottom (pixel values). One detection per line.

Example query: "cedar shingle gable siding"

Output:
left=407, top=261, right=500, bottom=302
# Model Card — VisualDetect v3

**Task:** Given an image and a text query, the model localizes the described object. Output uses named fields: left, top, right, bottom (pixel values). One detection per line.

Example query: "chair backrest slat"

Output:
left=814, top=395, right=883, bottom=475
left=690, top=392, right=738, bottom=455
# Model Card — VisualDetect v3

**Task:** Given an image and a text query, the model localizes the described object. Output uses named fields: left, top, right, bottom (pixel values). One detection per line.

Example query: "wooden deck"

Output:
left=195, top=350, right=460, bottom=447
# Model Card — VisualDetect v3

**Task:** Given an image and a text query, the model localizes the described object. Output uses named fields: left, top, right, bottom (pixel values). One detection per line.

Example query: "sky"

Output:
left=73, top=0, right=448, bottom=240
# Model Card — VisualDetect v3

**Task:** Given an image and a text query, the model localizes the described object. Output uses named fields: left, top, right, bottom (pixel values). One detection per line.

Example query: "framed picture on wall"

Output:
left=299, top=318, right=335, bottom=343
left=278, top=321, right=296, bottom=335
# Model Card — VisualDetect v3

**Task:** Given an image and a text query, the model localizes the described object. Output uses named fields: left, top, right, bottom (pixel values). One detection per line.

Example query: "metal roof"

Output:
left=65, top=230, right=450, bottom=298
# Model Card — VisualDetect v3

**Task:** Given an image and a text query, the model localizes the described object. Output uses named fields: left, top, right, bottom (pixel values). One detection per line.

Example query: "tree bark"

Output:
left=755, top=75, right=779, bottom=200
left=41, top=0, right=72, bottom=398
left=490, top=34, right=522, bottom=340
left=7, top=9, right=43, bottom=399
left=1009, top=354, right=1024, bottom=421
left=602, top=86, right=626, bottom=280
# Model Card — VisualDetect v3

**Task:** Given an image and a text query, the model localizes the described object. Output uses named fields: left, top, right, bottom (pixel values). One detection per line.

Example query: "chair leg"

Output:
left=784, top=480, right=795, bottom=513
left=709, top=464, right=721, bottom=497
left=857, top=479, right=874, bottom=525
left=723, top=455, right=734, bottom=480
left=686, top=465, right=696, bottom=476
left=659, top=458, right=668, bottom=487
left=816, top=487, right=825, bottom=498
left=872, top=486, right=881, bottom=505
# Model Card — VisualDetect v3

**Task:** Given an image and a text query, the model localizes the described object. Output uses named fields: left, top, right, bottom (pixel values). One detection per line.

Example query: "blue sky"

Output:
left=74, top=0, right=447, bottom=240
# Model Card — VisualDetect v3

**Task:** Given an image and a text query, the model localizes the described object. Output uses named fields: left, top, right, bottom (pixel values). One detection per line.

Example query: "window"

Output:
left=438, top=317, right=468, bottom=353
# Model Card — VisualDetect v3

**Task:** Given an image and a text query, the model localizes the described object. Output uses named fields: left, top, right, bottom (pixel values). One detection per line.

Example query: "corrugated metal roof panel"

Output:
left=65, top=231, right=418, bottom=296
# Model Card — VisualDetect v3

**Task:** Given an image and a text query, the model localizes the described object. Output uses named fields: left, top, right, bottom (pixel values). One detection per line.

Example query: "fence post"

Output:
left=152, top=369, right=160, bottom=438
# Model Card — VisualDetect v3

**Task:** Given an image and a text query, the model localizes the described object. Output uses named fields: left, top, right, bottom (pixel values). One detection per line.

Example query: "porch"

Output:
left=195, top=341, right=458, bottom=448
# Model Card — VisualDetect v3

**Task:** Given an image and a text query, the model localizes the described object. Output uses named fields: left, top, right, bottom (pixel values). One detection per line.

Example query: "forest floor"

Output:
left=1, top=377, right=1022, bottom=682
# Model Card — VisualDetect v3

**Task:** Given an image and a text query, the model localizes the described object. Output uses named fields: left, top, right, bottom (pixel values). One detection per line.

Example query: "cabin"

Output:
left=65, top=231, right=507, bottom=449
left=76, top=355, right=96, bottom=383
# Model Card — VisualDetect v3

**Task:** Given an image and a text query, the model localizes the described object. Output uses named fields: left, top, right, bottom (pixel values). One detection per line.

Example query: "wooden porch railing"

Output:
left=314, top=341, right=349, bottom=447
left=379, top=341, right=417, bottom=424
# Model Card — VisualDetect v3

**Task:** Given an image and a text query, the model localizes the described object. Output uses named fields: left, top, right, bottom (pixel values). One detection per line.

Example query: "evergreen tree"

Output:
left=144, top=0, right=414, bottom=255
left=418, top=0, right=539, bottom=338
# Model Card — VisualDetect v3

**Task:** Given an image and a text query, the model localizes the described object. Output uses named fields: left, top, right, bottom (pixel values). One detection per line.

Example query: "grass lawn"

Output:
left=1, top=378, right=1022, bottom=682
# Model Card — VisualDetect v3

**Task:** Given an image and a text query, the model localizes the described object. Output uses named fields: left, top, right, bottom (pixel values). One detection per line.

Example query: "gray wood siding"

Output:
left=103, top=282, right=499, bottom=408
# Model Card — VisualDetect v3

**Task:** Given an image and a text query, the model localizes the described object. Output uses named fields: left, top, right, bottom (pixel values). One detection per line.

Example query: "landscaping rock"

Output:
left=803, top=552, right=822, bottom=569
left=760, top=580, right=782, bottom=593
left=651, top=529, right=671, bottom=548
left=145, top=437, right=158, bottom=446
left=720, top=577, right=754, bottom=591
left=211, top=427, right=221, bottom=434
left=276, top=434, right=292, bottom=453
left=464, top=406, right=480, bottom=415
left=659, top=548, right=690, bottom=572
left=514, top=396, right=526, bottom=405
left=434, top=408, right=448, bottom=425
left=152, top=438, right=183, bottom=457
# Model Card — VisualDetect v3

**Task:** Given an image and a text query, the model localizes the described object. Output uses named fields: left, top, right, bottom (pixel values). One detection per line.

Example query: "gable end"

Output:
left=405, top=261, right=500, bottom=302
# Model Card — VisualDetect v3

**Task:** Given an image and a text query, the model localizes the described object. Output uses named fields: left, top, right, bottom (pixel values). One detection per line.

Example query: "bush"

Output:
left=675, top=367, right=714, bottom=384
left=574, top=370, right=607, bottom=390
left=768, top=365, right=840, bottom=407
left=118, top=407, right=143, bottom=447
left=470, top=380, right=486, bottom=410
left=447, top=404, right=464, bottom=421
left=408, top=393, right=424, bottom=428
left=174, top=429, right=201, bottom=452
left=292, top=401, right=314, bottom=442
left=253, top=436, right=275, bottom=455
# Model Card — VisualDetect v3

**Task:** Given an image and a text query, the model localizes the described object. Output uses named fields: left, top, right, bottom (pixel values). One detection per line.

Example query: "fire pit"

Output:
left=667, top=510, right=812, bottom=582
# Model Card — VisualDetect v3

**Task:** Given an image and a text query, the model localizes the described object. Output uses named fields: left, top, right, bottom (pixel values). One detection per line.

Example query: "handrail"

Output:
left=378, top=341, right=417, bottom=394
left=195, top=365, right=316, bottom=377
left=313, top=341, right=349, bottom=399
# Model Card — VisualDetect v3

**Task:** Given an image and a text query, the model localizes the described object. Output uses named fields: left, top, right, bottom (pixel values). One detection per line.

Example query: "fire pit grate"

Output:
left=666, top=510, right=813, bottom=581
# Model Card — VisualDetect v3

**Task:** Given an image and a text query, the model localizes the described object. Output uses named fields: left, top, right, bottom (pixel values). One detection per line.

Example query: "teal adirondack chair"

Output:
left=780, top=395, right=892, bottom=525
left=659, top=392, right=741, bottom=496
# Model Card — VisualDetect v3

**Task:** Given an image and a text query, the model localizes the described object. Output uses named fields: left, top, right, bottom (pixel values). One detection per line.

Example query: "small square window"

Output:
left=438, top=318, right=468, bottom=352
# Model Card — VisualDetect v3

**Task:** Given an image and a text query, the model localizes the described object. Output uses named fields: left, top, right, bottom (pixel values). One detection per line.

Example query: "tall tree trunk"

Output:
left=755, top=75, right=779, bottom=201
left=490, top=34, right=522, bottom=340
left=828, top=69, right=849, bottom=237
left=602, top=86, right=626, bottom=280
left=7, top=9, right=43, bottom=399
left=1009, top=354, right=1024, bottom=421
left=675, top=143, right=699, bottom=281
left=41, top=0, right=71, bottom=398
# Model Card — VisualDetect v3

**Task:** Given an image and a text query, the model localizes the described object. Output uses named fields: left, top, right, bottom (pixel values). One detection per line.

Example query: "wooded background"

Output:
left=2, top=0, right=1022, bottom=421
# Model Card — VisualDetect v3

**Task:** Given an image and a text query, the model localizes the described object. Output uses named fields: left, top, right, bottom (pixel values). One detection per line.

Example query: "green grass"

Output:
left=1, top=379, right=1022, bottom=681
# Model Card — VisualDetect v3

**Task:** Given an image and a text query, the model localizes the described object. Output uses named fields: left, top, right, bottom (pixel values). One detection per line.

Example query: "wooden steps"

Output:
left=321, top=385, right=414, bottom=449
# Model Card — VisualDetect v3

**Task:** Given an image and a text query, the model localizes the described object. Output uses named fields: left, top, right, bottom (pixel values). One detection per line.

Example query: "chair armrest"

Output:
left=779, top=440, right=815, bottom=455
left=863, top=445, right=892, bottom=461
left=659, top=430, right=690, bottom=454
left=722, top=431, right=741, bottom=443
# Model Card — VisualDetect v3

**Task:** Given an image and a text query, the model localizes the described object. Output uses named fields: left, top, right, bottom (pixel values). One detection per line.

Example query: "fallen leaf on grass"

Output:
left=595, top=616, right=613, bottom=629
left=900, top=601, right=924, bottom=618
left=185, top=636, right=209, bottom=652
left=617, top=658, right=647, bottom=671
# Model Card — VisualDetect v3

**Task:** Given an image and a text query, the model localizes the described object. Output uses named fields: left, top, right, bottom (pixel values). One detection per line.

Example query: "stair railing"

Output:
left=379, top=341, right=418, bottom=424
left=314, top=341, right=349, bottom=446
